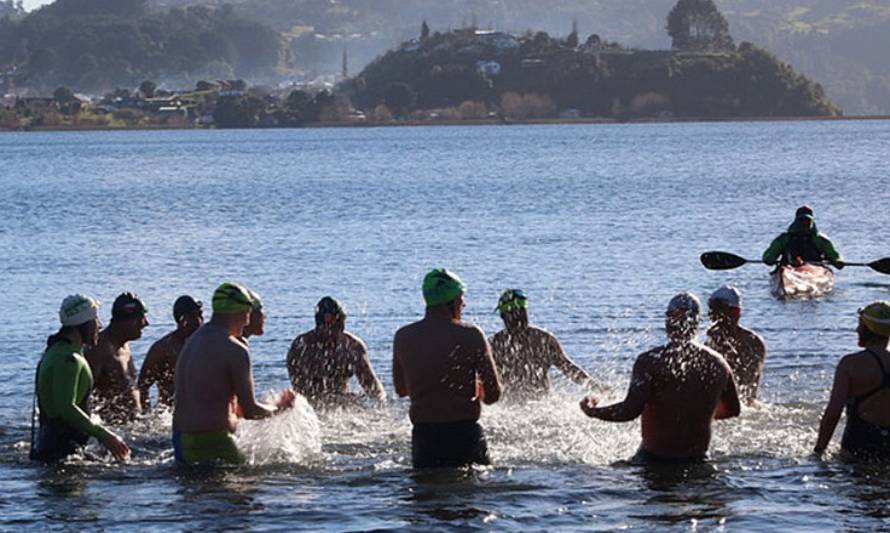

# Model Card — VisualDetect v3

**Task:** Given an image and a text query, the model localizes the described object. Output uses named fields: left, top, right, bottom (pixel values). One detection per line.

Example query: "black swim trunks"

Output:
left=632, top=448, right=707, bottom=464
left=411, top=420, right=490, bottom=468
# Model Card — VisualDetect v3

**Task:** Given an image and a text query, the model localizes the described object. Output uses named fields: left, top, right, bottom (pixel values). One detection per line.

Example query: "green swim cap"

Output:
left=422, top=268, right=466, bottom=307
left=212, top=282, right=253, bottom=314
left=497, top=289, right=528, bottom=314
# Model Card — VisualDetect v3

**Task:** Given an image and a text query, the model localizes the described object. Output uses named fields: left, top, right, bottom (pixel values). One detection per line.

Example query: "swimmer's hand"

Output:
left=579, top=396, right=598, bottom=417
left=102, top=432, right=130, bottom=461
left=275, top=389, right=296, bottom=412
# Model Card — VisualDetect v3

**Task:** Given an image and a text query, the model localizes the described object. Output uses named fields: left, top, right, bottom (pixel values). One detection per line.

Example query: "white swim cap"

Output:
left=709, top=285, right=742, bottom=308
left=59, top=294, right=100, bottom=327
left=666, top=292, right=701, bottom=322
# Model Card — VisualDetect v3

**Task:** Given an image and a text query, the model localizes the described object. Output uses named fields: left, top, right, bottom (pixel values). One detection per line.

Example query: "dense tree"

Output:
left=52, top=85, right=75, bottom=104
left=139, top=80, right=156, bottom=98
left=666, top=0, right=734, bottom=51
left=384, top=82, right=416, bottom=116
left=2, top=3, right=284, bottom=94
left=420, top=20, right=430, bottom=43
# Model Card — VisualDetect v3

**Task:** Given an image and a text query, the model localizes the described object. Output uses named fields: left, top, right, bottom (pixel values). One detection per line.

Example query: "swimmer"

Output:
left=137, top=295, right=203, bottom=410
left=86, top=292, right=149, bottom=424
left=31, top=294, right=129, bottom=462
left=393, top=269, right=502, bottom=468
left=489, top=288, right=594, bottom=399
left=580, top=293, right=740, bottom=462
left=815, top=301, right=890, bottom=460
left=172, top=282, right=295, bottom=465
left=705, top=285, right=766, bottom=404
left=286, top=296, right=386, bottom=407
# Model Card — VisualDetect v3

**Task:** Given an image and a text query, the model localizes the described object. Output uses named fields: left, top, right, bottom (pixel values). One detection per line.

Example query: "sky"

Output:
left=24, top=0, right=52, bottom=10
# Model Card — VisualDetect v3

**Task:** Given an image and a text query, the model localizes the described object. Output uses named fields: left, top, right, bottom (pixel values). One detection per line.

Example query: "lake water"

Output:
left=1, top=121, right=889, bottom=531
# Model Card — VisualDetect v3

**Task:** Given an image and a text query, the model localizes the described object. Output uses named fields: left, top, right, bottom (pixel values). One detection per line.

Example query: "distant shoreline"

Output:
left=2, top=114, right=889, bottom=133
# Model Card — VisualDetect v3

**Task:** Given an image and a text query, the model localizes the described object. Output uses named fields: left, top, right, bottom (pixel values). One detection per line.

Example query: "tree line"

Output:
left=0, top=0, right=284, bottom=94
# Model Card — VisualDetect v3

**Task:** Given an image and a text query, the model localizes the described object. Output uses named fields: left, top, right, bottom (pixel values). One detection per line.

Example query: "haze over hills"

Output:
left=4, top=0, right=889, bottom=114
left=147, top=0, right=887, bottom=114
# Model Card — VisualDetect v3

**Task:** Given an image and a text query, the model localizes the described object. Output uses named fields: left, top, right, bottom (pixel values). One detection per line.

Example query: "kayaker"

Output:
left=85, top=292, right=149, bottom=424
left=172, top=282, right=295, bottom=465
left=393, top=269, right=502, bottom=468
left=706, top=286, right=766, bottom=405
left=815, top=301, right=890, bottom=460
left=489, top=288, right=594, bottom=400
left=138, top=295, right=203, bottom=411
left=762, top=205, right=844, bottom=268
left=286, top=296, right=386, bottom=407
left=31, top=294, right=130, bottom=462
left=579, top=293, right=741, bottom=462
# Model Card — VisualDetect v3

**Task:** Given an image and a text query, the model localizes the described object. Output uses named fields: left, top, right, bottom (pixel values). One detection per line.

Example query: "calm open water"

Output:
left=1, top=121, right=889, bottom=531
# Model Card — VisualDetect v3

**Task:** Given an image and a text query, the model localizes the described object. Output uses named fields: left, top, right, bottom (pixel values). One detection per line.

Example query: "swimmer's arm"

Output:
left=354, top=342, right=386, bottom=402
left=136, top=345, right=163, bottom=410
left=586, top=356, right=651, bottom=422
left=747, top=336, right=767, bottom=402
left=231, top=350, right=276, bottom=420
left=51, top=358, right=111, bottom=441
left=714, top=372, right=741, bottom=420
left=285, top=338, right=303, bottom=390
left=126, top=356, right=142, bottom=414
left=550, top=336, right=593, bottom=386
left=392, top=334, right=408, bottom=398
left=815, top=361, right=849, bottom=454
left=84, top=345, right=105, bottom=387
left=476, top=335, right=502, bottom=405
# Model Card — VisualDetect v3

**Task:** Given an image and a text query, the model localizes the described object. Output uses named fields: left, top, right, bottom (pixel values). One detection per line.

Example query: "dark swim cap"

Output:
left=112, top=292, right=148, bottom=320
left=173, top=295, right=203, bottom=322
left=315, top=296, right=346, bottom=326
left=795, top=205, right=814, bottom=220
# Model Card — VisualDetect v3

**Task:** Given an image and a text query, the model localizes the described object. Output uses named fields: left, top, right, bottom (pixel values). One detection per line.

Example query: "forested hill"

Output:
left=0, top=0, right=285, bottom=93
left=343, top=28, right=839, bottom=120
left=146, top=0, right=890, bottom=115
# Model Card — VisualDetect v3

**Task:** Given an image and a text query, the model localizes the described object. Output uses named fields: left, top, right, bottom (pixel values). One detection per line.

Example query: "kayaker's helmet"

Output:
left=795, top=205, right=814, bottom=223
left=422, top=268, right=466, bottom=307
left=859, top=301, right=890, bottom=338
left=59, top=294, right=100, bottom=327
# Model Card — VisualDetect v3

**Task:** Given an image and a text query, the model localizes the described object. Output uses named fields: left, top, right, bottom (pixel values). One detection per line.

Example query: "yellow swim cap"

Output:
left=860, top=301, right=890, bottom=338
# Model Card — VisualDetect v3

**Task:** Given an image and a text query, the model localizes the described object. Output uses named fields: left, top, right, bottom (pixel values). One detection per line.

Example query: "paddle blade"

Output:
left=868, top=258, right=890, bottom=275
left=700, top=251, right=748, bottom=270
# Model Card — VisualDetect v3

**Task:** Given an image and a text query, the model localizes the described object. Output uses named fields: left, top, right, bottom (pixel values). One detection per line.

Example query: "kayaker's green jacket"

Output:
left=762, top=222, right=842, bottom=265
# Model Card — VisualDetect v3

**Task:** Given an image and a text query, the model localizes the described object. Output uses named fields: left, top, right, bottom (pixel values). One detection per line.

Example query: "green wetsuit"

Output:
left=31, top=339, right=110, bottom=461
left=762, top=222, right=842, bottom=265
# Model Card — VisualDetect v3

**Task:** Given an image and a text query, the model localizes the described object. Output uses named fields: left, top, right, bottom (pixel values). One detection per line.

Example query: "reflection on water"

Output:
left=2, top=121, right=890, bottom=529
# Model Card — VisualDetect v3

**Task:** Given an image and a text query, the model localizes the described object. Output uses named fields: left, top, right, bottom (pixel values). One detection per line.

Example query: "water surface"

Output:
left=2, top=121, right=890, bottom=530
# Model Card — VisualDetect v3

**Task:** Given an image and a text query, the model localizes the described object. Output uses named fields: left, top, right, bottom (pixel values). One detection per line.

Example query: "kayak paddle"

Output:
left=700, top=251, right=890, bottom=275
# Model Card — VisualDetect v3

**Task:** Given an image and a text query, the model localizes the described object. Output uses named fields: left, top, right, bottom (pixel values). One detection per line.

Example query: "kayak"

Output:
left=770, top=264, right=835, bottom=300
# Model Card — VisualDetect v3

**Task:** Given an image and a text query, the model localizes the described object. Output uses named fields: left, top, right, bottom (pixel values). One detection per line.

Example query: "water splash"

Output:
left=236, top=392, right=323, bottom=466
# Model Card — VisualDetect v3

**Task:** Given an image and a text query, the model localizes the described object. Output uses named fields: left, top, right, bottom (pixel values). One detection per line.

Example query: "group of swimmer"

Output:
left=29, top=205, right=890, bottom=467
